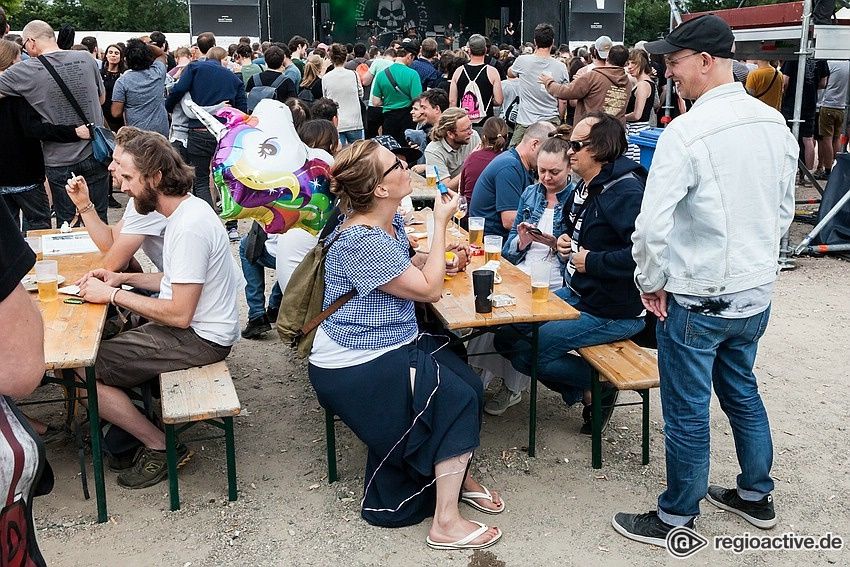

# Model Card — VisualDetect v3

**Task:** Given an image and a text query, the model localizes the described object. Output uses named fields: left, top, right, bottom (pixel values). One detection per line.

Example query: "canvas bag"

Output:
left=277, top=231, right=355, bottom=358
left=460, top=65, right=490, bottom=123
left=248, top=72, right=288, bottom=113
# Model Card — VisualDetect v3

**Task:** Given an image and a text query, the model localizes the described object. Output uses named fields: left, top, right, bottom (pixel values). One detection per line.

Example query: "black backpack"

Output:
left=248, top=73, right=287, bottom=113
left=297, top=85, right=316, bottom=107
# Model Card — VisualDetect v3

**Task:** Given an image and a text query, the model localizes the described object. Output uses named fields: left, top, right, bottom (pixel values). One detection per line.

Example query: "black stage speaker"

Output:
left=567, top=0, right=625, bottom=43
left=189, top=0, right=261, bottom=38
left=521, top=1, right=563, bottom=45
left=265, top=0, right=314, bottom=42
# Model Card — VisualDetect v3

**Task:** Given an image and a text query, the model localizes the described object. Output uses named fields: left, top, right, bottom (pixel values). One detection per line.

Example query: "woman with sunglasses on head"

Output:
left=308, top=139, right=504, bottom=550
left=497, top=112, right=648, bottom=433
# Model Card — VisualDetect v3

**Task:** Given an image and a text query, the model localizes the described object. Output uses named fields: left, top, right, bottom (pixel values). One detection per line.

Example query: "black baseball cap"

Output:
left=644, top=15, right=735, bottom=59
left=400, top=39, right=420, bottom=56
left=374, top=135, right=422, bottom=163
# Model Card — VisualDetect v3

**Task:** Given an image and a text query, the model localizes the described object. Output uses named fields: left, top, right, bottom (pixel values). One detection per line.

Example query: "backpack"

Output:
left=460, top=65, right=490, bottom=124
left=247, top=73, right=287, bottom=113
left=277, top=231, right=355, bottom=358
left=297, top=85, right=316, bottom=107
left=503, top=95, right=520, bottom=128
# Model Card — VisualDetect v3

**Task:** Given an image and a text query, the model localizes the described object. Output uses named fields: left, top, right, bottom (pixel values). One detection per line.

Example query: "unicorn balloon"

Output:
left=185, top=98, right=334, bottom=235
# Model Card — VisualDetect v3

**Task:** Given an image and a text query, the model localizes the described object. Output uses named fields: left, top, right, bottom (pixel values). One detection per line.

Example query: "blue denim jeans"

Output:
left=656, top=299, right=774, bottom=526
left=339, top=129, right=364, bottom=145
left=45, top=154, right=110, bottom=226
left=497, top=287, right=645, bottom=404
left=239, top=235, right=282, bottom=321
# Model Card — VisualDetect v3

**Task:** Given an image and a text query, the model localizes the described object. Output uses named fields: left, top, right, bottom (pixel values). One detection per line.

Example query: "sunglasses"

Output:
left=382, top=156, right=406, bottom=178
left=568, top=140, right=592, bottom=153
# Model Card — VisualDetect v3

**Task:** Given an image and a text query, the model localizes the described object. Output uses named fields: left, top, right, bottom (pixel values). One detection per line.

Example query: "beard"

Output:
left=133, top=182, right=159, bottom=215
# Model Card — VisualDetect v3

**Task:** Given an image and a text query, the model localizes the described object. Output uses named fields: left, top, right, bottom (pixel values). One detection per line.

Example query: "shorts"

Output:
left=95, top=321, right=231, bottom=388
left=819, top=107, right=845, bottom=138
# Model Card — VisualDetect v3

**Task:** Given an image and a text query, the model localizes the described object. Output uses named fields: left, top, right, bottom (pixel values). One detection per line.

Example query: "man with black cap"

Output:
left=614, top=15, right=797, bottom=546
left=371, top=39, right=423, bottom=145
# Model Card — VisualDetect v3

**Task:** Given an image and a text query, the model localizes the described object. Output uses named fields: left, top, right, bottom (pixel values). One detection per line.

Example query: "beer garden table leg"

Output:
left=527, top=323, right=539, bottom=457
left=85, top=366, right=108, bottom=523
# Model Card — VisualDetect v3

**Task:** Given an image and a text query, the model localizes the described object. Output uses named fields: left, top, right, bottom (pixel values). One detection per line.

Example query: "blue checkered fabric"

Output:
left=321, top=214, right=418, bottom=349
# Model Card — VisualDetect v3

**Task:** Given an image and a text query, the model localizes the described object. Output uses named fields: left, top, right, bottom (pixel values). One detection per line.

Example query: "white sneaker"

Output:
left=484, top=384, right=522, bottom=416
left=228, top=227, right=240, bottom=242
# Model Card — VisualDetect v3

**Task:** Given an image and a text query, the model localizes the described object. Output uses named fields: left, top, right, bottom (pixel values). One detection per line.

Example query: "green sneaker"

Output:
left=117, top=444, right=192, bottom=489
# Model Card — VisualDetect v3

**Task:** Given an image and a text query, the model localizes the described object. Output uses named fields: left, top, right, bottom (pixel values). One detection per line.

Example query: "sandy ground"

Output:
left=23, top=191, right=849, bottom=566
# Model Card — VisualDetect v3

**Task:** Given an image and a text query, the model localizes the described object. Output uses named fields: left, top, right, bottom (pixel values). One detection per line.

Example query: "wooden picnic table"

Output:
left=413, top=212, right=580, bottom=455
left=26, top=228, right=109, bottom=523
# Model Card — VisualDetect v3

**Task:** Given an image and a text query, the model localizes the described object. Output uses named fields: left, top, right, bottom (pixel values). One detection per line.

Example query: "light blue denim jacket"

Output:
left=632, top=82, right=798, bottom=296
left=502, top=179, right=575, bottom=266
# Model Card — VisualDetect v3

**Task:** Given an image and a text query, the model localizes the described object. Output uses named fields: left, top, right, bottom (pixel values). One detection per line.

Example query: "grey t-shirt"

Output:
left=112, top=61, right=169, bottom=137
left=510, top=54, right=568, bottom=125
left=0, top=50, right=104, bottom=167
left=822, top=60, right=849, bottom=109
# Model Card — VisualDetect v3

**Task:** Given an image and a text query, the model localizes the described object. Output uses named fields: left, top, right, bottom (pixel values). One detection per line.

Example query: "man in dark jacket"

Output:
left=496, top=112, right=646, bottom=433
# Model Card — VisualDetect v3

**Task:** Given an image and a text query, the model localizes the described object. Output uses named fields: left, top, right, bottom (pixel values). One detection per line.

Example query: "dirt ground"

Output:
left=25, top=193, right=849, bottom=566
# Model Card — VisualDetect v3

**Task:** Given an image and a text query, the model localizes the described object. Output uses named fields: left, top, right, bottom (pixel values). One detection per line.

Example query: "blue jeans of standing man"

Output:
left=45, top=154, right=110, bottom=226
left=239, top=235, right=282, bottom=321
left=656, top=299, right=774, bottom=526
left=339, top=129, right=364, bottom=146
left=497, top=287, right=645, bottom=405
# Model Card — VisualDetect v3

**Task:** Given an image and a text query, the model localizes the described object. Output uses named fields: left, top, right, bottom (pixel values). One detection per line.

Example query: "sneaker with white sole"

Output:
left=228, top=227, right=240, bottom=242
left=705, top=485, right=776, bottom=529
left=484, top=384, right=522, bottom=416
left=612, top=510, right=695, bottom=547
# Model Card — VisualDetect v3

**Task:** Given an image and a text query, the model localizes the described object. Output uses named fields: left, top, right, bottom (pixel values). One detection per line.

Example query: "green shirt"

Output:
left=292, top=58, right=305, bottom=73
left=372, top=63, right=422, bottom=112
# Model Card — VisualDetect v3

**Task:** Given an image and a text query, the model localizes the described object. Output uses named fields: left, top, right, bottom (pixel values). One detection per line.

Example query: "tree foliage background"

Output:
left=4, top=0, right=189, bottom=32
left=624, top=0, right=796, bottom=45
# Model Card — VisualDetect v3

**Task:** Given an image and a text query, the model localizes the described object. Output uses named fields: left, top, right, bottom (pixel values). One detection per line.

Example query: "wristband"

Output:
left=109, top=288, right=120, bottom=306
left=77, top=202, right=94, bottom=214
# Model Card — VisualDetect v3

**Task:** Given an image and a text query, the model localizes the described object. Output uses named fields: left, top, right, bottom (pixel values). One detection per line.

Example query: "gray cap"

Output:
left=467, top=34, right=487, bottom=55
left=595, top=35, right=613, bottom=59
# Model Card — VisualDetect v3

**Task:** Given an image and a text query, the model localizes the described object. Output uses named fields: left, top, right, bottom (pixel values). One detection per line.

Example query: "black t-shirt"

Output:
left=247, top=71, right=298, bottom=103
left=0, top=198, right=35, bottom=300
left=781, top=59, right=830, bottom=119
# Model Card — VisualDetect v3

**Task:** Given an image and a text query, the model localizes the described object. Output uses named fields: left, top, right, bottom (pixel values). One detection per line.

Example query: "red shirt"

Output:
left=459, top=148, right=501, bottom=202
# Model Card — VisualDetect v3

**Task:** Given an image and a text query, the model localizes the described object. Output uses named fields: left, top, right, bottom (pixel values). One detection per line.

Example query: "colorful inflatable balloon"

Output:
left=185, top=98, right=334, bottom=235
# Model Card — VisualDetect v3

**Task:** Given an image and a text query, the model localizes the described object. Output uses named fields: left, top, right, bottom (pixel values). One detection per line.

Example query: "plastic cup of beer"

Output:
left=25, top=236, right=43, bottom=261
left=426, top=169, right=438, bottom=188
left=483, top=235, right=502, bottom=264
left=468, top=217, right=485, bottom=254
left=444, top=251, right=456, bottom=280
left=35, top=260, right=59, bottom=302
left=529, top=260, right=550, bottom=302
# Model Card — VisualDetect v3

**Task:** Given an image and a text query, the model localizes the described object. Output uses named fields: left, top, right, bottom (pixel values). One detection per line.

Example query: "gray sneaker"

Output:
left=117, top=444, right=192, bottom=489
left=484, top=384, right=522, bottom=416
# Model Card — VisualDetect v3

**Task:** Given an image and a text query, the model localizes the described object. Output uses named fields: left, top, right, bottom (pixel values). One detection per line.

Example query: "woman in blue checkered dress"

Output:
left=308, top=139, right=504, bottom=550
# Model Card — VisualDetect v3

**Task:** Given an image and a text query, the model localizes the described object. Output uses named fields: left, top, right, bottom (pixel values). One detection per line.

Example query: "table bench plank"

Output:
left=160, top=361, right=241, bottom=423
left=578, top=340, right=660, bottom=391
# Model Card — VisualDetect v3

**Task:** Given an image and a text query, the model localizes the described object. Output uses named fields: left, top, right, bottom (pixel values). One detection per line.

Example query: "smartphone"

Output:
left=527, top=227, right=543, bottom=236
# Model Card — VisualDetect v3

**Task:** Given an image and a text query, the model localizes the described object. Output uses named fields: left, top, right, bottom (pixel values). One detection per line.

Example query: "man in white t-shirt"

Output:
left=65, top=127, right=167, bottom=272
left=506, top=23, right=568, bottom=147
left=77, top=133, right=243, bottom=490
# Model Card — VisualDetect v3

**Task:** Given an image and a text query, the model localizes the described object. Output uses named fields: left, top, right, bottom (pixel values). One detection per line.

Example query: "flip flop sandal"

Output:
left=426, top=521, right=502, bottom=550
left=460, top=485, right=505, bottom=515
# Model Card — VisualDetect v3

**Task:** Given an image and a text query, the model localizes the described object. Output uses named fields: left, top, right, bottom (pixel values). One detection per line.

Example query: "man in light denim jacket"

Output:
left=614, top=15, right=798, bottom=547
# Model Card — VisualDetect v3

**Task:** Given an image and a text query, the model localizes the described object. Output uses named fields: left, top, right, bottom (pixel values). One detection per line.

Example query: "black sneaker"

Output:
left=580, top=388, right=619, bottom=435
left=705, top=485, right=777, bottom=528
left=108, top=447, right=141, bottom=472
left=117, top=444, right=192, bottom=489
left=612, top=510, right=694, bottom=547
left=266, top=305, right=280, bottom=324
left=241, top=314, right=271, bottom=339
left=813, top=169, right=830, bottom=181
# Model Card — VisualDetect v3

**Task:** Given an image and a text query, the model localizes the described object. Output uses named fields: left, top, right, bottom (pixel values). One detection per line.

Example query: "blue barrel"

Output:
left=628, top=128, right=664, bottom=171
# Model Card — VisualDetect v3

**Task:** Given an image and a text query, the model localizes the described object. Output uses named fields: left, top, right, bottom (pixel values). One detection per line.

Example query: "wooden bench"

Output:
left=159, top=361, right=241, bottom=510
left=577, top=340, right=660, bottom=469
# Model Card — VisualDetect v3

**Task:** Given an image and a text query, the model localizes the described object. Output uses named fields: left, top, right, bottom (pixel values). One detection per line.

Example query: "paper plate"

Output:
left=21, top=274, right=65, bottom=292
